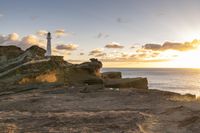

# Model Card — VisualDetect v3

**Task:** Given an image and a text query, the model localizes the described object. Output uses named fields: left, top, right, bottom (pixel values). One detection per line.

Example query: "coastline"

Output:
left=0, top=86, right=199, bottom=133
left=102, top=68, right=200, bottom=97
left=0, top=45, right=200, bottom=132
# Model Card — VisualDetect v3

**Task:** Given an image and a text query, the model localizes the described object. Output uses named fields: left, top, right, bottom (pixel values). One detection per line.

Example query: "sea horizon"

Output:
left=103, top=67, right=200, bottom=69
left=102, top=68, right=200, bottom=97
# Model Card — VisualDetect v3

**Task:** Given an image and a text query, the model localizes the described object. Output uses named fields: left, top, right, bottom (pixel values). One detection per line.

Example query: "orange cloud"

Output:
left=143, top=39, right=200, bottom=52
left=89, top=48, right=103, bottom=55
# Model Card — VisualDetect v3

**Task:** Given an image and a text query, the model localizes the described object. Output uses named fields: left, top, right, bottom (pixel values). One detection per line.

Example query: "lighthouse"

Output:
left=46, top=32, right=52, bottom=57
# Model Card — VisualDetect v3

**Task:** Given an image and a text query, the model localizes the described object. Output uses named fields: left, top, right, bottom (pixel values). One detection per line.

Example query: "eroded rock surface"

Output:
left=0, top=46, right=199, bottom=132
left=0, top=87, right=199, bottom=133
left=0, top=45, right=148, bottom=93
left=101, top=72, right=122, bottom=79
left=104, top=78, right=148, bottom=89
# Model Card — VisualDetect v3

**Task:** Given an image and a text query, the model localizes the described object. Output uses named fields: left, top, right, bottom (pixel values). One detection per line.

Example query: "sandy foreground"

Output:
left=0, top=86, right=200, bottom=133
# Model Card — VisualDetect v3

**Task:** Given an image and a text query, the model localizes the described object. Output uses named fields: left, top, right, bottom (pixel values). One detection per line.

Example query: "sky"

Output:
left=1, top=0, right=200, bottom=68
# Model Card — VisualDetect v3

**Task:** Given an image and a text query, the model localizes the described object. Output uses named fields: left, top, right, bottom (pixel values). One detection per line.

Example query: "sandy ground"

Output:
left=0, top=87, right=200, bottom=133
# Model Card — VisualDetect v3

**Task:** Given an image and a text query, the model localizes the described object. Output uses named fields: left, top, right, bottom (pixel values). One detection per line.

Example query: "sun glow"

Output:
left=166, top=46, right=200, bottom=68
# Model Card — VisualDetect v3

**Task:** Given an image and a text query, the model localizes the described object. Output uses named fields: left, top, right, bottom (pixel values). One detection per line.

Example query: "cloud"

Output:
left=36, top=30, right=48, bottom=37
left=54, top=29, right=68, bottom=38
left=21, top=35, right=38, bottom=44
left=88, top=48, right=107, bottom=57
left=94, top=53, right=107, bottom=57
left=89, top=48, right=103, bottom=55
left=52, top=48, right=71, bottom=59
left=87, top=48, right=171, bottom=63
left=100, top=58, right=169, bottom=63
left=37, top=29, right=72, bottom=38
left=0, top=35, right=6, bottom=44
left=143, top=39, right=200, bottom=52
left=0, top=14, right=3, bottom=18
left=98, top=52, right=170, bottom=63
left=0, top=33, right=20, bottom=45
left=0, top=33, right=20, bottom=47
left=143, top=44, right=161, bottom=51
left=105, top=42, right=124, bottom=49
left=0, top=33, right=46, bottom=50
left=8, top=33, right=19, bottom=41
left=56, top=44, right=78, bottom=51
left=20, top=35, right=46, bottom=49
left=129, top=39, right=200, bottom=63
left=0, top=32, right=76, bottom=60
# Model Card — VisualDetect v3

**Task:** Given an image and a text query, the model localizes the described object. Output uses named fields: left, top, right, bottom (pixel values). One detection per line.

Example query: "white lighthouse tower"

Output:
left=46, top=32, right=52, bottom=57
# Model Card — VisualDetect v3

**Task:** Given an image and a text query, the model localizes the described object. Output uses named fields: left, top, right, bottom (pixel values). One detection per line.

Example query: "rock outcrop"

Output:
left=102, top=71, right=148, bottom=89
left=0, top=45, right=148, bottom=92
left=0, top=45, right=24, bottom=62
left=0, top=45, right=46, bottom=73
left=104, top=78, right=148, bottom=89
left=24, top=45, right=46, bottom=59
left=0, top=84, right=197, bottom=133
left=0, top=45, right=104, bottom=92
left=102, top=72, right=122, bottom=79
left=64, top=58, right=104, bottom=92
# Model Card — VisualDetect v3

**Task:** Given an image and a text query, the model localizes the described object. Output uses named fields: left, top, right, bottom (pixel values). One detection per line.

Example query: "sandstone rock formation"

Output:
left=0, top=85, right=198, bottom=133
left=101, top=72, right=122, bottom=79
left=0, top=45, right=23, bottom=61
left=0, top=45, right=46, bottom=73
left=102, top=71, right=148, bottom=89
left=0, top=45, right=148, bottom=93
left=64, top=58, right=103, bottom=89
left=2, top=46, right=200, bottom=133
left=104, top=78, right=148, bottom=89
left=0, top=45, right=104, bottom=92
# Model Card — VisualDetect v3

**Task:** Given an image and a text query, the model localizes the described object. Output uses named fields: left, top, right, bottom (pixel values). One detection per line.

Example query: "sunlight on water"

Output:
left=102, top=68, right=200, bottom=97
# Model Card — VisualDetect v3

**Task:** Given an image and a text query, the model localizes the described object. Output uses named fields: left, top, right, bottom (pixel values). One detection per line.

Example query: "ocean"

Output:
left=102, top=68, right=200, bottom=96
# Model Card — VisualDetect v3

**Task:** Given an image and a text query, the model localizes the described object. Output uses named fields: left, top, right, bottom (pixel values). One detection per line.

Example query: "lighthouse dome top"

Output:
left=47, top=32, right=51, bottom=39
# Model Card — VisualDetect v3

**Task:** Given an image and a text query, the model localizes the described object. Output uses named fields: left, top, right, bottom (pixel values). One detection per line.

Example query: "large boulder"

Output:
left=104, top=78, right=148, bottom=89
left=102, top=72, right=122, bottom=79
left=64, top=58, right=103, bottom=88
left=77, top=58, right=102, bottom=76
